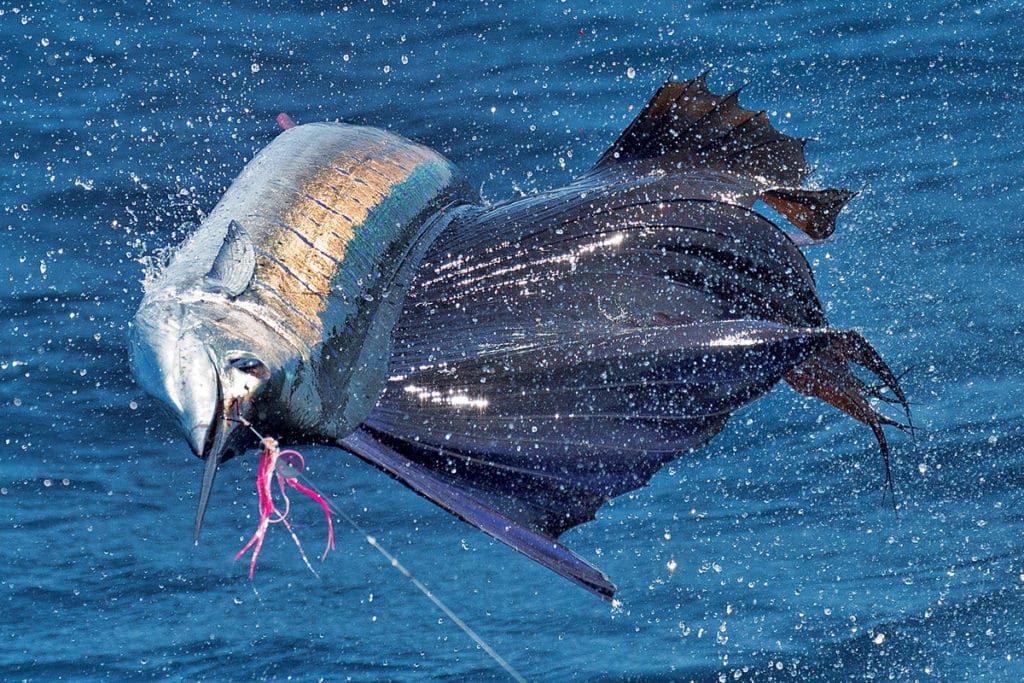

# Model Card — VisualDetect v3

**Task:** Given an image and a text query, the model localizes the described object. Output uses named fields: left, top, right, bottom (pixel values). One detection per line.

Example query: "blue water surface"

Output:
left=2, top=1, right=1022, bottom=680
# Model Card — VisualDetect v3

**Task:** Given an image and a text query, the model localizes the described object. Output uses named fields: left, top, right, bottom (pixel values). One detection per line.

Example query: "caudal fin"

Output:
left=784, top=330, right=911, bottom=504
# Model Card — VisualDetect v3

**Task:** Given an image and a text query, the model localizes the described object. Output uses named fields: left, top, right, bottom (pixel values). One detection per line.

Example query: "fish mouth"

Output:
left=193, top=377, right=237, bottom=544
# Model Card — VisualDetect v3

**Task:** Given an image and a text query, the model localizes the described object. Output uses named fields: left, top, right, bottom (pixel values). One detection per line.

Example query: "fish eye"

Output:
left=229, top=357, right=270, bottom=378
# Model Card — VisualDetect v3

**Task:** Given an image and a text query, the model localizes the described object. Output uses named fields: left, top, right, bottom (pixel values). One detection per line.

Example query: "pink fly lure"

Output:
left=235, top=436, right=335, bottom=578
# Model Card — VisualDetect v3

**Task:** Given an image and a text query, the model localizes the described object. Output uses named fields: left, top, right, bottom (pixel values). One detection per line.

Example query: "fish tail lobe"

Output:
left=784, top=329, right=911, bottom=503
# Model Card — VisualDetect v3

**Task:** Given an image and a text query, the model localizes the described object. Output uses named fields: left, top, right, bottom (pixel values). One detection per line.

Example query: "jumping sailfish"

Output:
left=129, top=76, right=908, bottom=599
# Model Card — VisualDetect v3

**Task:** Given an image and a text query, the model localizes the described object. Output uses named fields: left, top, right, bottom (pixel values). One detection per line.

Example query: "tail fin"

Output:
left=785, top=330, right=910, bottom=504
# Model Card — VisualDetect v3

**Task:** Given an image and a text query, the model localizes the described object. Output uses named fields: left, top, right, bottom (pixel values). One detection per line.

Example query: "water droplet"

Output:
left=626, top=66, right=636, bottom=79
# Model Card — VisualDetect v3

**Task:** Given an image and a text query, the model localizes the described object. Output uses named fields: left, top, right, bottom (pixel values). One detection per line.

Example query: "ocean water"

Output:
left=2, top=0, right=1022, bottom=680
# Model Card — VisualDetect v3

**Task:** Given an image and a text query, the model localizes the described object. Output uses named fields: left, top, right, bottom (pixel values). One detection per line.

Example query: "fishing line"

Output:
left=229, top=415, right=264, bottom=441
left=285, top=457, right=528, bottom=683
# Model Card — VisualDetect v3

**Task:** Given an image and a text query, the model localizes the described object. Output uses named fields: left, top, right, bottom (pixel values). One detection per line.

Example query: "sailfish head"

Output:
left=129, top=295, right=274, bottom=541
left=130, top=220, right=276, bottom=542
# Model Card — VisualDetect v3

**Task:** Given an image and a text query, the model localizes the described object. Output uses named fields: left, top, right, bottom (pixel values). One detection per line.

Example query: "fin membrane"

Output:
left=342, top=78, right=902, bottom=598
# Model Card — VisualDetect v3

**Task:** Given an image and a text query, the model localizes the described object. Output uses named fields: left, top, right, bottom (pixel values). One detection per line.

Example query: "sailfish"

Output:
left=129, top=76, right=908, bottom=599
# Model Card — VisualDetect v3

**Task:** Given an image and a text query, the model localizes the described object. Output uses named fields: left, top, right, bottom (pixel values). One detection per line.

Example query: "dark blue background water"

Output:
left=2, top=1, right=1021, bottom=680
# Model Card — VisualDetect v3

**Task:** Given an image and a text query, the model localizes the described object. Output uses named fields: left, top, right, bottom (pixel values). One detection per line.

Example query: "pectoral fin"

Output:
left=205, top=220, right=255, bottom=297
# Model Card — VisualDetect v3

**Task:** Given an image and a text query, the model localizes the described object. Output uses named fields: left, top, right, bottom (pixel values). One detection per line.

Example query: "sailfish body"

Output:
left=130, top=77, right=907, bottom=599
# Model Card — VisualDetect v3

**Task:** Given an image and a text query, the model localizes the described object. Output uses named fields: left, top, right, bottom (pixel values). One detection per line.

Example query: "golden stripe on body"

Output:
left=249, top=138, right=436, bottom=352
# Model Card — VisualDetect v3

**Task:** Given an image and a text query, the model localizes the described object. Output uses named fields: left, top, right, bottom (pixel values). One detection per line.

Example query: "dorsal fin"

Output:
left=591, top=75, right=811, bottom=187
left=204, top=220, right=255, bottom=297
